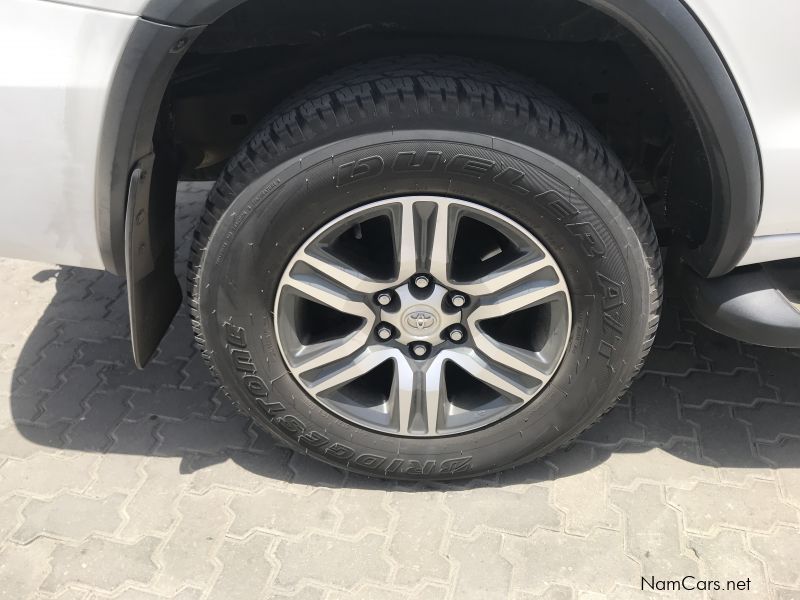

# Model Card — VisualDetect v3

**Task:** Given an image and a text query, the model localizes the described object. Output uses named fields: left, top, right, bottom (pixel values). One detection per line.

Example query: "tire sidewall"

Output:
left=199, top=129, right=650, bottom=479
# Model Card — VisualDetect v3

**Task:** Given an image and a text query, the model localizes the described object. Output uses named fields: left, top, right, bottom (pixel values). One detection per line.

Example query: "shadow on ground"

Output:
left=9, top=191, right=800, bottom=488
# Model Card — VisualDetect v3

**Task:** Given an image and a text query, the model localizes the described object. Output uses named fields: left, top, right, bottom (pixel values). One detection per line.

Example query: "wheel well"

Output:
left=148, top=0, right=757, bottom=277
left=111, top=0, right=761, bottom=365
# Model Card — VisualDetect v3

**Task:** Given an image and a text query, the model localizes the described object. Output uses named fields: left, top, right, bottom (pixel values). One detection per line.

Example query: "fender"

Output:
left=584, top=0, right=762, bottom=278
left=100, top=0, right=762, bottom=365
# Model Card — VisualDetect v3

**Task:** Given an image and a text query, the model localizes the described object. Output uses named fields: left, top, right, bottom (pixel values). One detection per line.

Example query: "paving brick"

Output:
left=16, top=340, right=84, bottom=393
left=88, top=453, right=145, bottom=496
left=603, top=442, right=718, bottom=490
left=576, top=403, right=645, bottom=447
left=155, top=415, right=254, bottom=456
left=387, top=491, right=452, bottom=586
left=206, top=534, right=275, bottom=600
left=126, top=387, right=217, bottom=422
left=269, top=584, right=327, bottom=599
left=327, top=584, right=426, bottom=600
left=0, top=538, right=58, bottom=600
left=445, top=482, right=560, bottom=536
left=750, top=526, right=800, bottom=587
left=333, top=484, right=392, bottom=538
left=591, top=585, right=663, bottom=599
left=41, top=536, right=160, bottom=594
left=503, top=528, right=639, bottom=594
left=274, top=533, right=390, bottom=589
left=687, top=321, right=756, bottom=374
left=497, top=458, right=554, bottom=489
left=747, top=345, right=800, bottom=404
left=229, top=487, right=336, bottom=538
left=667, top=480, right=798, bottom=534
left=644, top=343, right=707, bottom=376
left=0, top=495, right=26, bottom=543
left=448, top=531, right=512, bottom=599
left=737, top=401, right=800, bottom=442
left=630, top=374, right=694, bottom=445
left=0, top=421, right=67, bottom=459
left=89, top=590, right=203, bottom=600
left=35, top=363, right=104, bottom=426
left=189, top=449, right=290, bottom=494
left=685, top=529, right=769, bottom=599
left=152, top=490, right=232, bottom=595
left=121, top=458, right=190, bottom=539
left=13, top=492, right=125, bottom=543
left=684, top=403, right=773, bottom=483
left=0, top=453, right=95, bottom=498
left=758, top=437, right=800, bottom=509
left=549, top=445, right=618, bottom=535
left=287, top=453, right=346, bottom=488
left=64, top=390, right=131, bottom=452
left=674, top=370, right=775, bottom=408
left=50, top=589, right=91, bottom=600
left=102, top=360, right=188, bottom=391
left=610, top=483, right=699, bottom=578
left=516, top=585, right=575, bottom=600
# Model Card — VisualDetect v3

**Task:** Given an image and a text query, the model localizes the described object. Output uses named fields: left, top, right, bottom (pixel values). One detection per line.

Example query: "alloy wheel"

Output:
left=274, top=196, right=571, bottom=436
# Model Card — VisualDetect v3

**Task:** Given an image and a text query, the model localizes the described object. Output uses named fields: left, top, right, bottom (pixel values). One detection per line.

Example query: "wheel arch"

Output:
left=100, top=0, right=761, bottom=364
left=585, top=0, right=762, bottom=278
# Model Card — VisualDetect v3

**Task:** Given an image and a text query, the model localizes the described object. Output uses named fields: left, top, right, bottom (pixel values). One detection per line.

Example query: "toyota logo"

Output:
left=406, top=311, right=436, bottom=331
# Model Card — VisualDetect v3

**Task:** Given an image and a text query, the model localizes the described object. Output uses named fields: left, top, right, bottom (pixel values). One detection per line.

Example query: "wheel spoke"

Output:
left=466, top=279, right=566, bottom=381
left=423, top=359, right=445, bottom=434
left=305, top=346, right=397, bottom=394
left=298, top=250, right=388, bottom=294
left=284, top=272, right=375, bottom=319
left=455, top=254, right=559, bottom=296
left=428, top=200, right=451, bottom=285
left=439, top=348, right=533, bottom=401
left=391, top=356, right=415, bottom=435
left=292, top=325, right=373, bottom=374
left=395, top=201, right=419, bottom=284
left=468, top=279, right=567, bottom=321
left=468, top=329, right=550, bottom=381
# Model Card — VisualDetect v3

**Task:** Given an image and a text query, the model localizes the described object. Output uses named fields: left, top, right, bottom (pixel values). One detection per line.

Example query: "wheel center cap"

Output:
left=381, top=283, right=461, bottom=346
left=403, top=307, right=439, bottom=335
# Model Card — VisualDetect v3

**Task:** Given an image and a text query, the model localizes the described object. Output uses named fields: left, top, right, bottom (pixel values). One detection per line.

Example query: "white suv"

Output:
left=2, top=0, right=798, bottom=479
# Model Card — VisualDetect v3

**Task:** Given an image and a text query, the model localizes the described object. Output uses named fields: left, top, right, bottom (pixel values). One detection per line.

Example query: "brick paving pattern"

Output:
left=0, top=184, right=798, bottom=599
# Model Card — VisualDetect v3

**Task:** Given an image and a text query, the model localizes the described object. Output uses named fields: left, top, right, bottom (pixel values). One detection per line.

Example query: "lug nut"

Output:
left=410, top=343, right=429, bottom=358
left=376, top=292, right=393, bottom=307
left=450, top=293, right=467, bottom=308
left=449, top=327, right=465, bottom=343
left=376, top=325, right=393, bottom=341
left=414, top=275, right=431, bottom=289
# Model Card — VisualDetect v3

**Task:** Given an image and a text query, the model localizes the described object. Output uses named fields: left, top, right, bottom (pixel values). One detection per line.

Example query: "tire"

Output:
left=189, top=55, right=662, bottom=480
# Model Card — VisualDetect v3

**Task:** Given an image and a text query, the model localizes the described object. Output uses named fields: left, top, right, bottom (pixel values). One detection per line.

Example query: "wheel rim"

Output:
left=274, top=196, right=572, bottom=437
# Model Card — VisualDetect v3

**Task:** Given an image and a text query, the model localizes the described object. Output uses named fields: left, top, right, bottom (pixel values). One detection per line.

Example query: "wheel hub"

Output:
left=382, top=283, right=461, bottom=346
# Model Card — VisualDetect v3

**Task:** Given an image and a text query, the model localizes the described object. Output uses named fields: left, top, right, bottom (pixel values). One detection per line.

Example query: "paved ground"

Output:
left=0, top=184, right=799, bottom=599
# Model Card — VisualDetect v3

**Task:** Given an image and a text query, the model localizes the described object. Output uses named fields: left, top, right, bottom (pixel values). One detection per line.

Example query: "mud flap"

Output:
left=125, top=153, right=182, bottom=368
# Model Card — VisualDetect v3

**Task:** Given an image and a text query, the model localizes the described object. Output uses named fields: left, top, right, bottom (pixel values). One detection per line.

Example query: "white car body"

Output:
left=687, top=0, right=800, bottom=265
left=0, top=0, right=137, bottom=268
left=1, top=0, right=799, bottom=269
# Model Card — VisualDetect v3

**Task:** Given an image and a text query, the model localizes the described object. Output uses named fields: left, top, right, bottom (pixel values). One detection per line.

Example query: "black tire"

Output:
left=189, top=56, right=662, bottom=480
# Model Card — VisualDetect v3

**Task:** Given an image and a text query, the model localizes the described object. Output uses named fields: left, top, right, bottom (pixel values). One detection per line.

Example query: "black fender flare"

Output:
left=100, top=0, right=762, bottom=364
left=584, top=0, right=762, bottom=278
